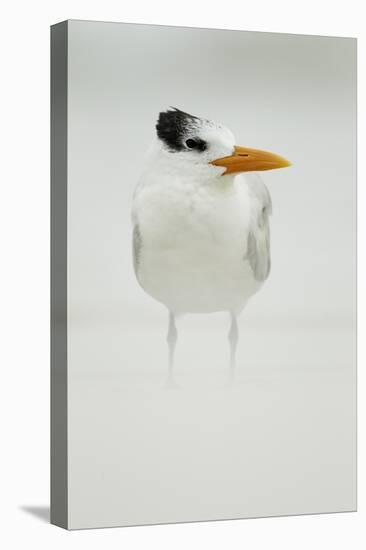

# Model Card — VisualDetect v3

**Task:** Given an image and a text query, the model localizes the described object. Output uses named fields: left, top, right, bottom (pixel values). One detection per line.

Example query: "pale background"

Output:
left=1, top=0, right=364, bottom=548
left=66, top=21, right=356, bottom=528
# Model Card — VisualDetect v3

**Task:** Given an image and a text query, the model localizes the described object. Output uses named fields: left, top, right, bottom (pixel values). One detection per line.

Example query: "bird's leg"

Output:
left=167, top=311, right=177, bottom=384
left=228, top=313, right=239, bottom=379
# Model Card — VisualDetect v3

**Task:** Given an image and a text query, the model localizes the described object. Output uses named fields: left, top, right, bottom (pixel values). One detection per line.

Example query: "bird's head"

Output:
left=153, top=108, right=290, bottom=180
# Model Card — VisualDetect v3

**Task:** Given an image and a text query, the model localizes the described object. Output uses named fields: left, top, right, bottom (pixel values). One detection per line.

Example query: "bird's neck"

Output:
left=146, top=159, right=237, bottom=189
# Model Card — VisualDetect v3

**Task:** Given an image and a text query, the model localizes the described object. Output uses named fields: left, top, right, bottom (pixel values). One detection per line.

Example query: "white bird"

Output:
left=132, top=108, right=290, bottom=381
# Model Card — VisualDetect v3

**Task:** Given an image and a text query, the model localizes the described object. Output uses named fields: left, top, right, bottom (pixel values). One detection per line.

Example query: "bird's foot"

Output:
left=164, top=374, right=180, bottom=390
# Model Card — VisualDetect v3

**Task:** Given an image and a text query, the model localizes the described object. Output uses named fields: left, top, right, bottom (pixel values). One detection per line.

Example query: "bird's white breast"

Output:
left=132, top=173, right=263, bottom=314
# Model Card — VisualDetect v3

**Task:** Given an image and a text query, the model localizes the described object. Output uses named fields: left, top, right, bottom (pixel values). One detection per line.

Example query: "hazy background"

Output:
left=67, top=21, right=356, bottom=528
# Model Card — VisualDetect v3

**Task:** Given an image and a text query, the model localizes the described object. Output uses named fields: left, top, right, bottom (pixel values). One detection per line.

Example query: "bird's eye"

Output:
left=185, top=139, right=198, bottom=149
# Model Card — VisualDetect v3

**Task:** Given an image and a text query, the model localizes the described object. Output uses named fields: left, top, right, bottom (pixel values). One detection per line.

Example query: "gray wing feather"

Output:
left=245, top=176, right=272, bottom=282
left=132, top=224, right=142, bottom=278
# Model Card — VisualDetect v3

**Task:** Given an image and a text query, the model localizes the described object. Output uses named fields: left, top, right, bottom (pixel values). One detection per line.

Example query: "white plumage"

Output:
left=132, top=109, right=290, bottom=380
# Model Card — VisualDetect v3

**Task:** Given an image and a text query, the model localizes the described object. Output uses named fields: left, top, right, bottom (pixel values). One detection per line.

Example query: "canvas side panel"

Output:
left=50, top=20, right=68, bottom=530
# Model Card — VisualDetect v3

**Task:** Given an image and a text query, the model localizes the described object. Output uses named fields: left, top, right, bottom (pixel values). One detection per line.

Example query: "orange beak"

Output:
left=210, top=145, right=291, bottom=175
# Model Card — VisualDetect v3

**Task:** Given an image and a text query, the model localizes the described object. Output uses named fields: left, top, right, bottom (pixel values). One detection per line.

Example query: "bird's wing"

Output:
left=132, top=223, right=142, bottom=278
left=244, top=175, right=272, bottom=282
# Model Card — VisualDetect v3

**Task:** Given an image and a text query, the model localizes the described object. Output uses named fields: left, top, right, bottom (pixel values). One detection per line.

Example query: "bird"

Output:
left=131, top=108, right=290, bottom=382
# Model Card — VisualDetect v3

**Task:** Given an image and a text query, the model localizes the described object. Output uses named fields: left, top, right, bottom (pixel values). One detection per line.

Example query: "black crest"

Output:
left=156, top=108, right=204, bottom=152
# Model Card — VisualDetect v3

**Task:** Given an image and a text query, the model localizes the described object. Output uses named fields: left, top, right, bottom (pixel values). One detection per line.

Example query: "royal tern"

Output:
left=132, top=108, right=290, bottom=380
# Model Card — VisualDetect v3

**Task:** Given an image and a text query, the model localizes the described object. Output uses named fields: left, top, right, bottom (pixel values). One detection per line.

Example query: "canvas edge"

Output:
left=50, top=20, right=69, bottom=530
